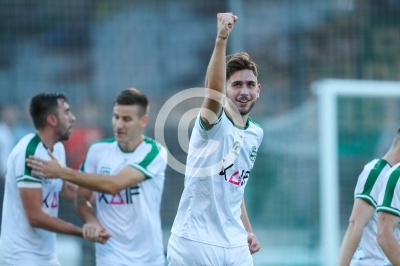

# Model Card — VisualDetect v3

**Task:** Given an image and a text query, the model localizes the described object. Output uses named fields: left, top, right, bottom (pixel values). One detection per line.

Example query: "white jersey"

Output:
left=377, top=162, right=400, bottom=259
left=0, top=133, right=64, bottom=265
left=351, top=159, right=392, bottom=265
left=171, top=110, right=263, bottom=247
left=80, top=137, right=167, bottom=266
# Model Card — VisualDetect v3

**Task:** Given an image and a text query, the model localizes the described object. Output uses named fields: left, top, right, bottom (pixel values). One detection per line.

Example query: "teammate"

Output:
left=338, top=129, right=400, bottom=265
left=27, top=88, right=167, bottom=266
left=0, top=93, right=108, bottom=266
left=167, top=13, right=263, bottom=266
left=376, top=129, right=400, bottom=265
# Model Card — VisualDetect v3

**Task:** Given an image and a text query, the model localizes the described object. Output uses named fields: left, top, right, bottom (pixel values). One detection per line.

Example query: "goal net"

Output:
left=313, top=79, right=400, bottom=266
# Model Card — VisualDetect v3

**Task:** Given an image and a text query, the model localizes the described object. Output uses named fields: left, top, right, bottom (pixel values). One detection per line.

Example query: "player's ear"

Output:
left=46, top=114, right=57, bottom=127
left=141, top=114, right=148, bottom=128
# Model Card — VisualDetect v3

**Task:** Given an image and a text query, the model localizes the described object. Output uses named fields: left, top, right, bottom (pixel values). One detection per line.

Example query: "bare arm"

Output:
left=75, top=187, right=99, bottom=224
left=338, top=199, right=375, bottom=266
left=240, top=198, right=260, bottom=254
left=55, top=166, right=145, bottom=195
left=20, top=187, right=82, bottom=237
left=60, top=181, right=78, bottom=202
left=27, top=151, right=146, bottom=195
left=201, top=13, right=237, bottom=129
left=377, top=211, right=400, bottom=265
left=75, top=187, right=111, bottom=244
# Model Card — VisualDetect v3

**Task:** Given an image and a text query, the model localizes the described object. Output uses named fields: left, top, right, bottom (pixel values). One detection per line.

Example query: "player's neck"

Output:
left=118, top=135, right=144, bottom=153
left=382, top=147, right=400, bottom=167
left=36, top=128, right=58, bottom=151
left=224, top=108, right=249, bottom=129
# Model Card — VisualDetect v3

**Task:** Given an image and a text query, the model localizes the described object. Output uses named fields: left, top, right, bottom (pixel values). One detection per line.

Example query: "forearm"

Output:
left=240, top=199, right=253, bottom=233
left=379, top=232, right=400, bottom=265
left=75, top=197, right=99, bottom=224
left=60, top=182, right=78, bottom=202
left=205, top=37, right=227, bottom=93
left=31, top=213, right=82, bottom=237
left=61, top=168, right=119, bottom=194
left=338, top=223, right=363, bottom=265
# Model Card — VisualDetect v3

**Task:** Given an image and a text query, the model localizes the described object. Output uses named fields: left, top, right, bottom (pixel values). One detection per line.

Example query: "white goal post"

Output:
left=312, top=79, right=400, bottom=266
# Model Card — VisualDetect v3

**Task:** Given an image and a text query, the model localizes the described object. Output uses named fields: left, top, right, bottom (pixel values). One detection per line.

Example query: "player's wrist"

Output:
left=61, top=167, right=74, bottom=182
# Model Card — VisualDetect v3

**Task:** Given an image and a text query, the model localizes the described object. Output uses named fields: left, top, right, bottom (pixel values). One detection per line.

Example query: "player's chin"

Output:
left=114, top=134, right=125, bottom=142
left=60, top=132, right=71, bottom=141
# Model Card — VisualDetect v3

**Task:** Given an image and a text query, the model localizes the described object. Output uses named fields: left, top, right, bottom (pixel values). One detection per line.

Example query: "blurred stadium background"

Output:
left=0, top=0, right=400, bottom=265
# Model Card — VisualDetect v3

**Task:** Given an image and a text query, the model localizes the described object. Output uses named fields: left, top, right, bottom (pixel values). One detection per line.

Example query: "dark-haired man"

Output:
left=0, top=93, right=107, bottom=265
left=27, top=89, right=167, bottom=266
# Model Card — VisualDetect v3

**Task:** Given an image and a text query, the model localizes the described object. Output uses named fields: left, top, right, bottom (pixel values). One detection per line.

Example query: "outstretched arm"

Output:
left=338, top=199, right=374, bottom=265
left=377, top=211, right=400, bottom=264
left=201, top=13, right=237, bottom=129
left=240, top=198, right=260, bottom=254
left=26, top=150, right=146, bottom=195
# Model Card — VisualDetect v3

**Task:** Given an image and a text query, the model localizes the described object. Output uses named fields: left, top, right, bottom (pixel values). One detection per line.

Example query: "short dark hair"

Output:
left=226, top=52, right=258, bottom=81
left=114, top=88, right=149, bottom=117
left=29, top=93, right=68, bottom=130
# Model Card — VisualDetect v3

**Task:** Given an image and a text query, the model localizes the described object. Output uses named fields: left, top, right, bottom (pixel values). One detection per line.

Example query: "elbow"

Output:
left=377, top=229, right=386, bottom=248
left=347, top=218, right=359, bottom=231
left=27, top=214, right=43, bottom=228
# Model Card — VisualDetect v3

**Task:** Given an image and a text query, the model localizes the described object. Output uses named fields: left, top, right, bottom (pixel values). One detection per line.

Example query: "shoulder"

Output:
left=247, top=117, right=263, bottom=132
left=88, top=138, right=117, bottom=151
left=143, top=136, right=166, bottom=155
left=17, top=133, right=41, bottom=155
left=142, top=137, right=167, bottom=165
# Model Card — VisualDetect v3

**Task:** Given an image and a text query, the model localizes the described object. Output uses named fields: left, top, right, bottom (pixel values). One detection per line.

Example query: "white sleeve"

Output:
left=129, top=145, right=167, bottom=180
left=377, top=168, right=400, bottom=217
left=15, top=147, right=42, bottom=188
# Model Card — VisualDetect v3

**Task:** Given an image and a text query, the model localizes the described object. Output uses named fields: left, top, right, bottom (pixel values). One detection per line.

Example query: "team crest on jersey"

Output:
left=249, top=146, right=257, bottom=162
left=101, top=166, right=111, bottom=175
left=231, top=141, right=241, bottom=156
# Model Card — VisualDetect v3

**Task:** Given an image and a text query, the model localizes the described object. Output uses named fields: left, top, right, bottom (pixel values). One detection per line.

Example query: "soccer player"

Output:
left=376, top=130, right=400, bottom=265
left=0, top=93, right=108, bottom=266
left=167, top=13, right=263, bottom=266
left=27, top=89, right=167, bottom=266
left=338, top=129, right=400, bottom=265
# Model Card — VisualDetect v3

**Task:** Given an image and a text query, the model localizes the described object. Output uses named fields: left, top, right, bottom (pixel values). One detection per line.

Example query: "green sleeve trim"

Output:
left=16, top=175, right=41, bottom=183
left=24, top=134, right=41, bottom=176
left=355, top=194, right=376, bottom=208
left=198, top=109, right=223, bottom=131
left=128, top=163, right=153, bottom=179
left=377, top=206, right=400, bottom=217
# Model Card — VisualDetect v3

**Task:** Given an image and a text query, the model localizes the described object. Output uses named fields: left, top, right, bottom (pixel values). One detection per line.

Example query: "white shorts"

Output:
left=167, top=234, right=253, bottom=266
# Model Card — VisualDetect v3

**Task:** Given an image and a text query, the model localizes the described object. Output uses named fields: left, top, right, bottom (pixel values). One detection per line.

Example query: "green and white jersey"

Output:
left=377, top=162, right=400, bottom=254
left=80, top=137, right=167, bottom=266
left=171, top=110, right=263, bottom=247
left=0, top=133, right=64, bottom=266
left=351, top=159, right=391, bottom=265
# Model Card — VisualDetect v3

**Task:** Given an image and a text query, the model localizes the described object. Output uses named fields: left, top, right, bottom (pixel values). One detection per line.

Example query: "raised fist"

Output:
left=217, top=13, right=238, bottom=39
